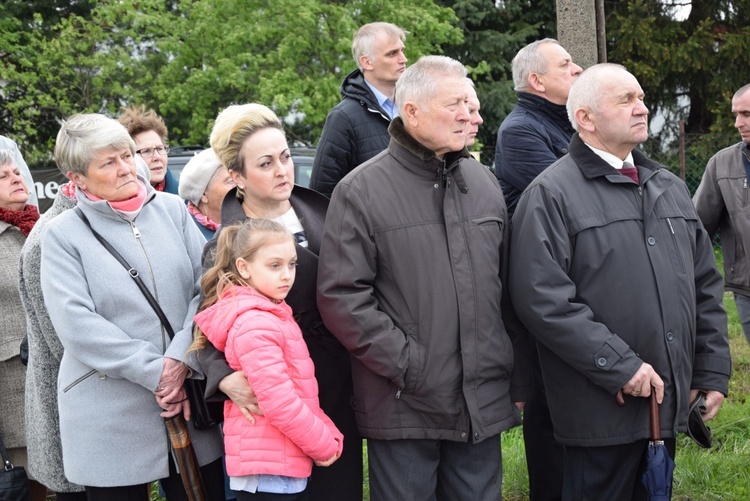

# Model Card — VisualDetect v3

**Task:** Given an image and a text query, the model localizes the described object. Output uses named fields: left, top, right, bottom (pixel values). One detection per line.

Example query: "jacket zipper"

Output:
left=122, top=216, right=168, bottom=353
left=63, top=369, right=97, bottom=393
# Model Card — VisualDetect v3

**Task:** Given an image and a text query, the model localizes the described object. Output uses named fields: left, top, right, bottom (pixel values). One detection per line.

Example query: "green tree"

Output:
left=151, top=0, right=462, bottom=147
left=439, top=0, right=558, bottom=164
left=607, top=0, right=750, bottom=149
left=0, top=0, right=462, bottom=162
left=0, top=0, right=169, bottom=164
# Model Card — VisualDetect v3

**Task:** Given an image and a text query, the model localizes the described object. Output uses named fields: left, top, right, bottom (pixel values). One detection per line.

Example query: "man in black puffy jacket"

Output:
left=310, top=22, right=407, bottom=197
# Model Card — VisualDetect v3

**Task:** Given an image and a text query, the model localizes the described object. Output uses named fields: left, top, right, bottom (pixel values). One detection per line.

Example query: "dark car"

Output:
left=167, top=145, right=315, bottom=189
left=166, top=145, right=204, bottom=180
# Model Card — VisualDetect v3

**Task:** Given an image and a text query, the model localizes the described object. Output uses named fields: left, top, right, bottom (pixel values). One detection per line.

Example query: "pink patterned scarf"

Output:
left=187, top=201, right=219, bottom=231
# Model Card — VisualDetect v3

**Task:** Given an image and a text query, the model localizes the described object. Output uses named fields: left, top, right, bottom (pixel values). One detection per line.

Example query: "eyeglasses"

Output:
left=136, top=145, right=170, bottom=158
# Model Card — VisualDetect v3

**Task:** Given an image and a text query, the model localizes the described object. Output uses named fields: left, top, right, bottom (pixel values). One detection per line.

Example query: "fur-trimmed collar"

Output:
left=388, top=117, right=470, bottom=164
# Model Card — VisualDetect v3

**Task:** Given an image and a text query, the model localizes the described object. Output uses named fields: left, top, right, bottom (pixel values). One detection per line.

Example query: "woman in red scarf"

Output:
left=0, top=149, right=43, bottom=500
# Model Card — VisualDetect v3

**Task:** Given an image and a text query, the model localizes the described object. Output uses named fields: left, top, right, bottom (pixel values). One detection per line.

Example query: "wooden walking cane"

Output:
left=164, top=415, right=208, bottom=501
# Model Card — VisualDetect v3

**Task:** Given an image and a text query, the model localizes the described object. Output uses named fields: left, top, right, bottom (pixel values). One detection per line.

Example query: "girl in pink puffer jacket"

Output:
left=192, top=219, right=342, bottom=500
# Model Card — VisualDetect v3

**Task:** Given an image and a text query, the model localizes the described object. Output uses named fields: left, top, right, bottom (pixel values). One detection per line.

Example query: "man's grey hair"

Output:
left=54, top=113, right=136, bottom=176
left=566, top=63, right=628, bottom=132
left=395, top=56, right=467, bottom=116
left=733, top=83, right=750, bottom=101
left=352, top=22, right=406, bottom=71
left=512, top=38, right=560, bottom=92
left=0, top=149, right=16, bottom=169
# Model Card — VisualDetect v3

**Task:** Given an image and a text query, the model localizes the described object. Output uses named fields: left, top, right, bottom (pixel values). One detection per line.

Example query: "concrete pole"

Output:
left=557, top=0, right=603, bottom=70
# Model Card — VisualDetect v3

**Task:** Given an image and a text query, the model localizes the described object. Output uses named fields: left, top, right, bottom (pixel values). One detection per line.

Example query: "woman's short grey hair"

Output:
left=54, top=114, right=136, bottom=176
left=395, top=56, right=467, bottom=116
left=0, top=150, right=16, bottom=169
left=512, top=38, right=559, bottom=92
left=352, top=22, right=406, bottom=71
left=566, top=63, right=627, bottom=132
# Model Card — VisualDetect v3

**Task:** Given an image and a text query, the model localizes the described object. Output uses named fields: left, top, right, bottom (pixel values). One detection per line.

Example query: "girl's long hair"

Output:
left=188, top=218, right=292, bottom=354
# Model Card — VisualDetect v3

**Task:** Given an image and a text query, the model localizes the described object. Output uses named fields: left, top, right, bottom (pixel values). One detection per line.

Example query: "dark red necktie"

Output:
left=621, top=162, right=639, bottom=184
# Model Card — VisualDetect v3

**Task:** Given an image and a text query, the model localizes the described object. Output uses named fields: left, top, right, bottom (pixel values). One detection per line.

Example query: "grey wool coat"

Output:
left=19, top=191, right=83, bottom=492
left=40, top=180, right=223, bottom=487
left=0, top=221, right=30, bottom=450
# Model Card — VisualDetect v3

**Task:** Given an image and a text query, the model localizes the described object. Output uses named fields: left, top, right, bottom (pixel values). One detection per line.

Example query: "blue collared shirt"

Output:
left=365, top=80, right=398, bottom=119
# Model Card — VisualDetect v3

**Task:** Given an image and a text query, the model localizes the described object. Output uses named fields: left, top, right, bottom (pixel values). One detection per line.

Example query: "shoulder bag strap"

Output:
left=0, top=432, right=13, bottom=468
left=74, top=207, right=175, bottom=340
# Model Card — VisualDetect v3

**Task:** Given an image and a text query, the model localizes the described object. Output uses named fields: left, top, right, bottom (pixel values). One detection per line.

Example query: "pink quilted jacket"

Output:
left=194, top=286, right=343, bottom=478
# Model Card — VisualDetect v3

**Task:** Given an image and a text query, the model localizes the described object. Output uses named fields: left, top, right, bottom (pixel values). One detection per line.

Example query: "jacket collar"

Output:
left=75, top=174, right=156, bottom=221
left=341, top=69, right=386, bottom=115
left=516, top=92, right=573, bottom=132
left=219, top=186, right=328, bottom=254
left=568, top=133, right=663, bottom=182
left=388, top=117, right=470, bottom=167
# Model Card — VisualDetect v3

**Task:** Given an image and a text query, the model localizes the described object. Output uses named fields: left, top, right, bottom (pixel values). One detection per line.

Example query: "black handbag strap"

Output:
left=74, top=207, right=175, bottom=340
left=0, top=432, right=13, bottom=469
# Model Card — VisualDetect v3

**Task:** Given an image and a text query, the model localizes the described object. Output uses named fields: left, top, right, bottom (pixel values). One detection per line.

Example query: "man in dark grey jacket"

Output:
left=318, top=55, right=530, bottom=501
left=510, top=63, right=730, bottom=500
left=694, top=83, right=750, bottom=346
left=310, top=22, right=407, bottom=197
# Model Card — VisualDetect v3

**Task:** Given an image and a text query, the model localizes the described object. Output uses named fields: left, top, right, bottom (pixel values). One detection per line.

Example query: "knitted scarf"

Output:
left=187, top=201, right=219, bottom=231
left=60, top=181, right=78, bottom=201
left=0, top=204, right=40, bottom=236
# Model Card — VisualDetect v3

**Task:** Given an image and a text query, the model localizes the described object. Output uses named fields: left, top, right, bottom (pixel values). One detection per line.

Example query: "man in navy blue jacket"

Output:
left=495, top=39, right=581, bottom=218
left=494, top=39, right=581, bottom=501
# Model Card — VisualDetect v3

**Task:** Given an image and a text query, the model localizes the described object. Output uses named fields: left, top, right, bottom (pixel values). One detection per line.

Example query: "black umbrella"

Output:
left=642, top=392, right=675, bottom=501
left=164, top=415, right=207, bottom=501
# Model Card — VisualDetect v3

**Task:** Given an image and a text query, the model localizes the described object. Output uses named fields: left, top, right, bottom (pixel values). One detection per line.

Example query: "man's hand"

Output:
left=219, top=370, right=263, bottom=423
left=689, top=389, right=725, bottom=421
left=622, top=363, right=664, bottom=403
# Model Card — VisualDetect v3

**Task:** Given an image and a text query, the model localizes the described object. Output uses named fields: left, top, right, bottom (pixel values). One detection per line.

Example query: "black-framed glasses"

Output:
left=136, top=145, right=169, bottom=158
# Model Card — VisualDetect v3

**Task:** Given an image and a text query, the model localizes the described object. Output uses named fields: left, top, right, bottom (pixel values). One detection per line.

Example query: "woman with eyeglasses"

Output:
left=118, top=105, right=179, bottom=194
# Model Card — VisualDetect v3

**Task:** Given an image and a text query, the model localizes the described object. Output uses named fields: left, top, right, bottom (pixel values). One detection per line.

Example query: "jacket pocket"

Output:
left=472, top=215, right=505, bottom=232
left=403, top=326, right=424, bottom=394
left=62, top=369, right=97, bottom=393
left=718, top=175, right=749, bottom=213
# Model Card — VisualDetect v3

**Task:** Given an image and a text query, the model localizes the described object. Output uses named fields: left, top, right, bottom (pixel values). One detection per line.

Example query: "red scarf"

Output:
left=0, top=204, right=40, bottom=236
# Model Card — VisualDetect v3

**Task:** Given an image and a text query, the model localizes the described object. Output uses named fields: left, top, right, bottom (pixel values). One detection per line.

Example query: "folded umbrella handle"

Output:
left=650, top=389, right=661, bottom=441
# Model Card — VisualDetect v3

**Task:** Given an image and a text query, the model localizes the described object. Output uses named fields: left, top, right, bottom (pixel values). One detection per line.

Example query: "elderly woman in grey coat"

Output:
left=20, top=185, right=83, bottom=501
left=39, top=114, right=224, bottom=501
left=0, top=149, right=44, bottom=501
